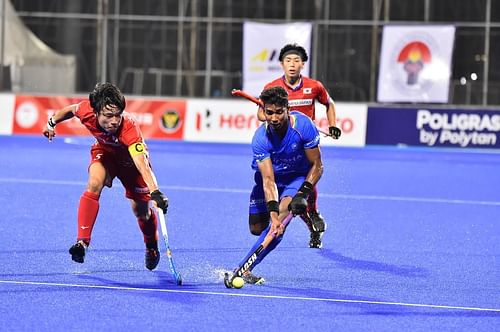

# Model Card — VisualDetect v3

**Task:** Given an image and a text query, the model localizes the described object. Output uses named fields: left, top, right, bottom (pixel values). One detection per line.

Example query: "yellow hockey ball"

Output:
left=232, top=276, right=244, bottom=289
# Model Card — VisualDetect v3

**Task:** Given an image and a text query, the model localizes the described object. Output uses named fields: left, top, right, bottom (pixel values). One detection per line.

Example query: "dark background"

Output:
left=11, top=0, right=500, bottom=105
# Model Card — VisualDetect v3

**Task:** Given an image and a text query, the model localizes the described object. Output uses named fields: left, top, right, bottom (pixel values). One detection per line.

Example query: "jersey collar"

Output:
left=281, top=75, right=303, bottom=92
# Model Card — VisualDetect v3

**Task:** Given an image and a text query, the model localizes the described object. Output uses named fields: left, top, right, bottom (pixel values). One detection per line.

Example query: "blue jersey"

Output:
left=251, top=111, right=320, bottom=175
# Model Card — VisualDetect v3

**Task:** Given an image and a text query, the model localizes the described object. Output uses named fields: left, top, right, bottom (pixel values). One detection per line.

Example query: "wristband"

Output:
left=266, top=200, right=279, bottom=214
left=47, top=117, right=56, bottom=131
left=298, top=181, right=314, bottom=196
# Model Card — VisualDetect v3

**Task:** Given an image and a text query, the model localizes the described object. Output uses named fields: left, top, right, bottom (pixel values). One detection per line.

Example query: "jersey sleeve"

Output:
left=120, top=115, right=145, bottom=147
left=74, top=100, right=92, bottom=120
left=251, top=127, right=270, bottom=163
left=295, top=113, right=320, bottom=149
left=315, top=80, right=332, bottom=107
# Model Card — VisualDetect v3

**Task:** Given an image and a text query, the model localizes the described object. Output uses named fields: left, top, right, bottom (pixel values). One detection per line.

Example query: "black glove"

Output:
left=288, top=193, right=308, bottom=215
left=329, top=126, right=341, bottom=139
left=151, top=190, right=168, bottom=213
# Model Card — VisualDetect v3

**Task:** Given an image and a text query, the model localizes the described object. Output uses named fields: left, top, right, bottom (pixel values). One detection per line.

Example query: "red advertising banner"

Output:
left=13, top=95, right=88, bottom=136
left=124, top=98, right=186, bottom=140
left=12, top=95, right=186, bottom=140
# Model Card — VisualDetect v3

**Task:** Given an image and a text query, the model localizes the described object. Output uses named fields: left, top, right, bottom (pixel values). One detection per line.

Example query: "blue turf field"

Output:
left=0, top=135, right=499, bottom=331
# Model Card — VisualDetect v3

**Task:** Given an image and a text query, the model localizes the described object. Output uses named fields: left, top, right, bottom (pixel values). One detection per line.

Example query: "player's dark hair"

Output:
left=259, top=86, right=289, bottom=108
left=89, top=82, right=126, bottom=114
left=278, top=43, right=308, bottom=62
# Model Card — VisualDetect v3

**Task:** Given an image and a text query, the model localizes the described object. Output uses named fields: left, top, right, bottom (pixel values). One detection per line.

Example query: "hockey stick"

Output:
left=224, top=212, right=294, bottom=288
left=156, top=207, right=183, bottom=285
left=231, top=88, right=263, bottom=107
left=231, top=89, right=333, bottom=138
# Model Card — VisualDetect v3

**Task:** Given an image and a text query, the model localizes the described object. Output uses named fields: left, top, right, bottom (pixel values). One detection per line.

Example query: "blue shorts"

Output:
left=249, top=172, right=306, bottom=215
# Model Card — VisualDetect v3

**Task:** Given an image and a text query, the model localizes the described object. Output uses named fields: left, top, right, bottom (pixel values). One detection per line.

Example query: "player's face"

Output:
left=281, top=54, right=304, bottom=79
left=97, top=104, right=123, bottom=134
left=264, top=104, right=288, bottom=131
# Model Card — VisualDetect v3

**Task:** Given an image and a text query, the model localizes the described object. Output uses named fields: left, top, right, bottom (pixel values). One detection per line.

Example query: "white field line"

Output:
left=0, top=280, right=498, bottom=313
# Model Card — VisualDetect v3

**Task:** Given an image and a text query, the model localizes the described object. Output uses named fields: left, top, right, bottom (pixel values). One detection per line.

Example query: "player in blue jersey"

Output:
left=237, top=86, right=324, bottom=284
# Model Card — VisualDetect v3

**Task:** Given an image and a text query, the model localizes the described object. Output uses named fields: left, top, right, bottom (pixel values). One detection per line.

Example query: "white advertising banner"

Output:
left=377, top=25, right=455, bottom=103
left=243, top=22, right=312, bottom=97
left=184, top=99, right=367, bottom=147
left=184, top=99, right=262, bottom=143
left=0, top=94, right=15, bottom=135
left=315, top=102, right=367, bottom=147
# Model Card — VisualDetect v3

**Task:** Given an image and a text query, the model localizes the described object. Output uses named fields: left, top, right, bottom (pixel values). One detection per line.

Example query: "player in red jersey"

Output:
left=42, top=83, right=168, bottom=270
left=258, top=44, right=341, bottom=249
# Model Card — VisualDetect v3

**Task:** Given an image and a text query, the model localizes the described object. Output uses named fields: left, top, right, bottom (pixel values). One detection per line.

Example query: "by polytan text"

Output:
left=419, top=129, right=497, bottom=147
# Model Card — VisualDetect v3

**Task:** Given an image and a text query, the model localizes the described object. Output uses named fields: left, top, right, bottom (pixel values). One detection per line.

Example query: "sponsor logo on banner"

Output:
left=15, top=101, right=39, bottom=128
left=160, top=110, right=182, bottom=133
left=185, top=99, right=261, bottom=143
left=377, top=26, right=455, bottom=103
left=249, top=48, right=281, bottom=73
left=366, top=107, right=500, bottom=148
left=128, top=99, right=185, bottom=139
left=394, top=40, right=433, bottom=91
left=416, top=109, right=499, bottom=147
left=243, top=22, right=312, bottom=96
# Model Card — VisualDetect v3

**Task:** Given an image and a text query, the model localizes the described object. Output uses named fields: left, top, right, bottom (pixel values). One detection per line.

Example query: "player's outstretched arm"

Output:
left=42, top=104, right=77, bottom=141
left=128, top=142, right=168, bottom=213
left=326, top=100, right=341, bottom=139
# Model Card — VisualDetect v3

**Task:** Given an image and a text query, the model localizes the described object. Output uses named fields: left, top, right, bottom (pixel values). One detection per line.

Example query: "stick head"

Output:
left=175, top=274, right=183, bottom=285
left=224, top=272, right=233, bottom=288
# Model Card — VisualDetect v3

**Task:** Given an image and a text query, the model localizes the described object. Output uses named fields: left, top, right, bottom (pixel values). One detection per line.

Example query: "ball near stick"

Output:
left=232, top=276, right=244, bottom=289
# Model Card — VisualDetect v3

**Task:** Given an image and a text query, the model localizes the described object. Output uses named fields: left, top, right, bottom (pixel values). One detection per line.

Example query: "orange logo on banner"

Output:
left=397, top=41, right=432, bottom=85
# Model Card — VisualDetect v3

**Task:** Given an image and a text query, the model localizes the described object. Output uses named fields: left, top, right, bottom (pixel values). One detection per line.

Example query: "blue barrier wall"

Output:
left=366, top=107, right=500, bottom=149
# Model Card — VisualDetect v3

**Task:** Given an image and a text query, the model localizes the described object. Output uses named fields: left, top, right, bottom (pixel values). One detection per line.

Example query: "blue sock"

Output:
left=238, top=224, right=283, bottom=270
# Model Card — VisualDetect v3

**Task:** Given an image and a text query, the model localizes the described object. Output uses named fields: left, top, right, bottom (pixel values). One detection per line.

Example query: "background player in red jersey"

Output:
left=258, top=43, right=341, bottom=249
left=42, top=82, right=168, bottom=270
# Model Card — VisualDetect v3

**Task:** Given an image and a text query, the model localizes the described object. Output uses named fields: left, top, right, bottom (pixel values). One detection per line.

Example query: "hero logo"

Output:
left=416, top=109, right=499, bottom=147
left=315, top=116, right=354, bottom=134
left=16, top=102, right=39, bottom=128
left=196, top=108, right=260, bottom=131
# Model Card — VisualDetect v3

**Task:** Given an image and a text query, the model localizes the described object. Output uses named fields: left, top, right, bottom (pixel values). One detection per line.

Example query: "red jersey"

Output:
left=75, top=100, right=145, bottom=154
left=264, top=76, right=331, bottom=120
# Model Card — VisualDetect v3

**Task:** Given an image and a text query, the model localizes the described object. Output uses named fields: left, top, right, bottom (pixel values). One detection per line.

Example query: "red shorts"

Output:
left=89, top=144, right=150, bottom=202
